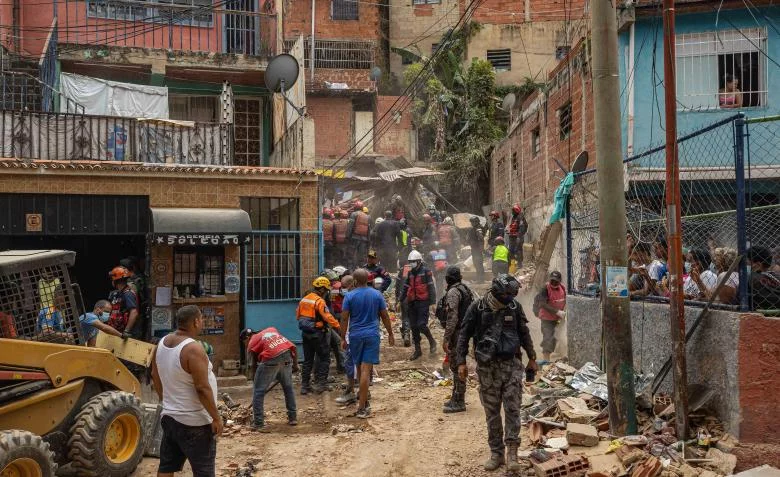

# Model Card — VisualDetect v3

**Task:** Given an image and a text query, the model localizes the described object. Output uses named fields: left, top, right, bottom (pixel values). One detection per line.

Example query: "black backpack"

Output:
left=435, top=283, right=474, bottom=328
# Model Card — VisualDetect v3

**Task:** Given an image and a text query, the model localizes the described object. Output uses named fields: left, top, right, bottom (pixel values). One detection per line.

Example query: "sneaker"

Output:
left=335, top=391, right=357, bottom=405
left=355, top=407, right=371, bottom=419
left=408, top=349, right=422, bottom=361
left=250, top=423, right=271, bottom=433
left=287, top=418, right=298, bottom=426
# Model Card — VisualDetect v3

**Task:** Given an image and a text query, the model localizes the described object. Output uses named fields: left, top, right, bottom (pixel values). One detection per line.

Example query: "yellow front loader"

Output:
left=0, top=250, right=147, bottom=477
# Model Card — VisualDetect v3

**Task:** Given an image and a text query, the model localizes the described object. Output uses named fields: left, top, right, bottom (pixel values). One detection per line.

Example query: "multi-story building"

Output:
left=0, top=0, right=321, bottom=366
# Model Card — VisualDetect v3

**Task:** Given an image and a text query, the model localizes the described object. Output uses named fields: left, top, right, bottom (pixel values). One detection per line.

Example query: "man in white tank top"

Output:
left=151, top=305, right=222, bottom=477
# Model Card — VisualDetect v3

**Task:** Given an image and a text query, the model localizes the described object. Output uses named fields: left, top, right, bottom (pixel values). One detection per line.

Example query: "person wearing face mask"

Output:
left=79, top=299, right=122, bottom=346
left=456, top=274, right=537, bottom=472
left=400, top=250, right=437, bottom=361
left=532, top=271, right=566, bottom=363
left=437, top=266, right=474, bottom=413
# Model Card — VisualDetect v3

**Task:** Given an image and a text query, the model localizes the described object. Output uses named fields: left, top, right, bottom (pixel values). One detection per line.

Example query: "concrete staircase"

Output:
left=217, top=374, right=254, bottom=402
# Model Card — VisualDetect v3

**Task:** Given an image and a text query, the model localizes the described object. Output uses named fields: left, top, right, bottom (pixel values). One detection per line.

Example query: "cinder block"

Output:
left=566, top=423, right=599, bottom=447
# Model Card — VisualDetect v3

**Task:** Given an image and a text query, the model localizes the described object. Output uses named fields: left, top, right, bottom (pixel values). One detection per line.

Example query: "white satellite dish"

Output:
left=501, top=92, right=516, bottom=112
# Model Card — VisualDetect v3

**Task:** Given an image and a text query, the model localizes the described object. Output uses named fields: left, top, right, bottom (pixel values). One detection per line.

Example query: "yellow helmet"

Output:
left=312, top=276, right=332, bottom=290
left=362, top=207, right=369, bottom=213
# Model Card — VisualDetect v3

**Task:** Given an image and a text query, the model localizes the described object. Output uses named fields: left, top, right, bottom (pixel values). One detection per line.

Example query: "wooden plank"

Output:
left=94, top=333, right=157, bottom=368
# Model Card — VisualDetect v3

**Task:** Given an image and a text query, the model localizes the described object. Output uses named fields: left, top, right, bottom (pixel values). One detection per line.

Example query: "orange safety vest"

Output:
left=322, top=219, right=334, bottom=244
left=406, top=271, right=431, bottom=303
left=334, top=219, right=349, bottom=244
left=437, top=225, right=454, bottom=246
left=353, top=212, right=370, bottom=237
left=297, top=293, right=328, bottom=330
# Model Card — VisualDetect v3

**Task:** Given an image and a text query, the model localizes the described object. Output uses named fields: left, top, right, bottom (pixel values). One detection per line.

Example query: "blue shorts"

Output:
left=349, top=334, right=380, bottom=365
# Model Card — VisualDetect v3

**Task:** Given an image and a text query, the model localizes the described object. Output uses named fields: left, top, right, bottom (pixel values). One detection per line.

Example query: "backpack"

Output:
left=435, top=284, right=474, bottom=328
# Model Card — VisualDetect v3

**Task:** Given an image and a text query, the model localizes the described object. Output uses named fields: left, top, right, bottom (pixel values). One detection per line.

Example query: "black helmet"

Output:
left=470, top=215, right=480, bottom=224
left=445, top=266, right=462, bottom=285
left=490, top=274, right=520, bottom=300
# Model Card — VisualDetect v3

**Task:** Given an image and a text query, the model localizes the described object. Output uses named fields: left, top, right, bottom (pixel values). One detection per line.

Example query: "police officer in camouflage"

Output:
left=456, top=274, right=538, bottom=472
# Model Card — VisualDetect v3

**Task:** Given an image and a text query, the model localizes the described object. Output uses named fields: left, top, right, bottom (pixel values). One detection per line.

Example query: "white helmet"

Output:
left=443, top=216, right=453, bottom=225
left=333, top=265, right=347, bottom=276
left=408, top=250, right=423, bottom=262
left=375, top=217, right=384, bottom=224
left=373, top=277, right=384, bottom=288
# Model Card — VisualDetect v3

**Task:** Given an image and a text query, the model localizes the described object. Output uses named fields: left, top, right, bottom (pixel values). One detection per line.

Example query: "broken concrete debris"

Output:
left=567, top=423, right=600, bottom=447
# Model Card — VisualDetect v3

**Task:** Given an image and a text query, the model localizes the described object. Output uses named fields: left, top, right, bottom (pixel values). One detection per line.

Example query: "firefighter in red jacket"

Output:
left=400, top=250, right=437, bottom=361
left=507, top=204, right=528, bottom=268
left=395, top=260, right=413, bottom=347
left=322, top=208, right=336, bottom=268
left=332, top=209, right=350, bottom=268
left=348, top=201, right=371, bottom=268
left=437, top=216, right=461, bottom=268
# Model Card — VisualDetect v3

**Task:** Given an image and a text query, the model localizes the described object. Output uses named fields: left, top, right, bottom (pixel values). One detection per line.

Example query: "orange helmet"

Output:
left=322, top=207, right=333, bottom=219
left=109, top=266, right=130, bottom=281
left=512, top=204, right=521, bottom=214
left=490, top=210, right=500, bottom=218
left=353, top=200, right=364, bottom=210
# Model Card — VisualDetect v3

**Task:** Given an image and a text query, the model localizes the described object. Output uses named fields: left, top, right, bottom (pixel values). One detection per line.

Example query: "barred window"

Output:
left=676, top=28, right=767, bottom=110
left=87, top=0, right=213, bottom=25
left=532, top=128, right=541, bottom=156
left=241, top=197, right=300, bottom=231
left=412, top=0, right=441, bottom=4
left=173, top=247, right=225, bottom=298
left=332, top=0, right=358, bottom=20
left=487, top=49, right=511, bottom=71
left=558, top=103, right=572, bottom=141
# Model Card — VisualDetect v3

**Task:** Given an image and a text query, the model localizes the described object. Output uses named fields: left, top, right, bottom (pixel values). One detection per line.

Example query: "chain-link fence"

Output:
left=567, top=113, right=780, bottom=313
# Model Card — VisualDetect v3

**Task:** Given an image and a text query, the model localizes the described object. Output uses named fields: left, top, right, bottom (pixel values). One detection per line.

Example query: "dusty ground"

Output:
left=133, top=283, right=571, bottom=477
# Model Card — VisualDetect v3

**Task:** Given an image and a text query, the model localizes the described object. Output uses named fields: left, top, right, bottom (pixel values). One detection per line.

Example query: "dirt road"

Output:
left=133, top=285, right=567, bottom=477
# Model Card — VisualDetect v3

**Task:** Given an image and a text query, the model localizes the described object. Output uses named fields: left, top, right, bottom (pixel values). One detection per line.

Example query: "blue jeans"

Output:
left=252, top=350, right=297, bottom=426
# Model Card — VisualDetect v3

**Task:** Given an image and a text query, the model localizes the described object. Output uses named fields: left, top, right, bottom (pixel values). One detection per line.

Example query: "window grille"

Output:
left=173, top=247, right=225, bottom=297
left=241, top=197, right=300, bottom=231
left=558, top=103, right=572, bottom=141
left=332, top=0, right=358, bottom=20
left=87, top=0, right=213, bottom=25
left=412, top=0, right=441, bottom=5
left=532, top=128, right=541, bottom=156
left=676, top=28, right=767, bottom=110
left=487, top=49, right=511, bottom=71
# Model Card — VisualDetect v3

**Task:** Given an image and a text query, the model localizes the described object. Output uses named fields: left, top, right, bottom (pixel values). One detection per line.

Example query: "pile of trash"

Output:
left=521, top=360, right=745, bottom=477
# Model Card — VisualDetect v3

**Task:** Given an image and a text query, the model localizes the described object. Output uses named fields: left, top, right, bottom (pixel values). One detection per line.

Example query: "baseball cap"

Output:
left=239, top=328, right=254, bottom=341
left=549, top=271, right=563, bottom=281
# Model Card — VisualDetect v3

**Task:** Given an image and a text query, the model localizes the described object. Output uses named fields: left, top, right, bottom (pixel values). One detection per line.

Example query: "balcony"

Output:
left=284, top=38, right=378, bottom=91
left=0, top=109, right=236, bottom=165
left=58, top=0, right=278, bottom=60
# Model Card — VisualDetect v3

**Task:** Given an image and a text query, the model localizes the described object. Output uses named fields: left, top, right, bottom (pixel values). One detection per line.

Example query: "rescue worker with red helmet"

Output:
left=348, top=201, right=371, bottom=268
left=107, top=266, right=139, bottom=337
left=399, top=250, right=437, bottom=360
left=296, top=277, right=341, bottom=394
left=429, top=243, right=449, bottom=299
left=487, top=210, right=505, bottom=248
left=332, top=208, right=350, bottom=268
left=322, top=208, right=336, bottom=268
left=421, top=213, right=437, bottom=255
left=507, top=204, right=528, bottom=268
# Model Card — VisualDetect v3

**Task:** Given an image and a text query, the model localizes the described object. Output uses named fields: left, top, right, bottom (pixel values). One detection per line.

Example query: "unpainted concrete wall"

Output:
left=566, top=296, right=742, bottom=437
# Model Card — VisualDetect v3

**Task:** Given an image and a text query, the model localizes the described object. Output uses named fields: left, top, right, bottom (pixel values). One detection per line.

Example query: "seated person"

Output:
left=79, top=300, right=122, bottom=346
left=712, top=247, right=739, bottom=304
left=747, top=246, right=780, bottom=310
left=683, top=249, right=717, bottom=300
left=629, top=242, right=653, bottom=298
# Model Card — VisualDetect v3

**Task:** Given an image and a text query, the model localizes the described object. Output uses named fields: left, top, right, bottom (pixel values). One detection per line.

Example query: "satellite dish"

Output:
left=370, top=66, right=382, bottom=81
left=571, top=151, right=589, bottom=174
left=501, top=93, right=516, bottom=111
left=265, top=54, right=300, bottom=93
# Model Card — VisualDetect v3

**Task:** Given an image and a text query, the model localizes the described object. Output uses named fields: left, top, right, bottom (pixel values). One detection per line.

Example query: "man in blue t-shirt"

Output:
left=340, top=268, right=395, bottom=419
left=79, top=300, right=123, bottom=346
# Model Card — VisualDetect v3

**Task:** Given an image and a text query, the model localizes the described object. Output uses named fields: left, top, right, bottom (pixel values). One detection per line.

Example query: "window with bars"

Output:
left=487, top=49, right=511, bottom=71
left=240, top=197, right=300, bottom=230
left=676, top=28, right=767, bottom=110
left=332, top=0, right=358, bottom=20
left=412, top=0, right=441, bottom=4
left=532, top=128, right=541, bottom=156
left=558, top=103, right=572, bottom=141
left=87, top=0, right=213, bottom=25
left=169, top=95, right=218, bottom=122
left=173, top=247, right=225, bottom=297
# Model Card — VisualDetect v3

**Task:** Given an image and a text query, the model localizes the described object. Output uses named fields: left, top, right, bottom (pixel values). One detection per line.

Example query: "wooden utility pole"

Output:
left=590, top=0, right=637, bottom=435
left=662, top=0, right=690, bottom=439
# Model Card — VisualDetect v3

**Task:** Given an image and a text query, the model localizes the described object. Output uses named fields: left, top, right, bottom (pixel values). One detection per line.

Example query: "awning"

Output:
left=150, top=208, right=252, bottom=246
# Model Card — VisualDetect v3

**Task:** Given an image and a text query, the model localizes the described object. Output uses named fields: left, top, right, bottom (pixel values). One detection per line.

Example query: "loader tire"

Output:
left=0, top=430, right=57, bottom=477
left=67, top=391, right=144, bottom=477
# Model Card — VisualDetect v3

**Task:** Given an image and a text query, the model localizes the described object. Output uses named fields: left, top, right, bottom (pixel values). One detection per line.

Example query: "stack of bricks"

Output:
left=532, top=455, right=591, bottom=477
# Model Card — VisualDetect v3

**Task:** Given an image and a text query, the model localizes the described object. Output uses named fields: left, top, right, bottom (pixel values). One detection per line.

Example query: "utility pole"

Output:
left=590, top=1, right=637, bottom=435
left=662, top=0, right=690, bottom=439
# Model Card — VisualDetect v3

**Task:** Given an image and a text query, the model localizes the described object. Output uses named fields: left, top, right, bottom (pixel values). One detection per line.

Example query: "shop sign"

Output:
left=154, top=234, right=250, bottom=246
left=25, top=213, right=43, bottom=232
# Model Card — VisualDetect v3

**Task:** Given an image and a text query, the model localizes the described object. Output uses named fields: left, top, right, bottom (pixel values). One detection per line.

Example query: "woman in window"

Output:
left=683, top=249, right=717, bottom=300
left=719, top=75, right=743, bottom=109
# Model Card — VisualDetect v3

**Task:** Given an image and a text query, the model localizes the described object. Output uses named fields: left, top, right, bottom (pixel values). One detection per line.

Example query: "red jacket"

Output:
left=247, top=327, right=295, bottom=362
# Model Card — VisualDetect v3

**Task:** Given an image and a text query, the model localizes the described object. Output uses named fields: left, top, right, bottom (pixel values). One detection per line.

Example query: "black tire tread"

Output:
left=67, top=391, right=144, bottom=477
left=0, top=429, right=57, bottom=477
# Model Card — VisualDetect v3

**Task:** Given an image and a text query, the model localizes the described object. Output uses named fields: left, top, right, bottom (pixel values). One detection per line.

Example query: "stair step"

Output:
left=218, top=384, right=254, bottom=402
left=216, top=375, right=249, bottom=387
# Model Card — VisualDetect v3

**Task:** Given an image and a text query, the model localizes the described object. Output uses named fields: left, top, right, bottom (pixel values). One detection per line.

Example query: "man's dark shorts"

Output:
left=159, top=415, right=216, bottom=477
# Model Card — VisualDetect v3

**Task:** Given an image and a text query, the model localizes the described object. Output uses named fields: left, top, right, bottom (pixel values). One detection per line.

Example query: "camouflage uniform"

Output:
left=456, top=294, right=536, bottom=456
left=443, top=283, right=472, bottom=406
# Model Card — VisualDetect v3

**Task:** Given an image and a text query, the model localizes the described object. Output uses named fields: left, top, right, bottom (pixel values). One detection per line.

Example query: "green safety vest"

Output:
left=493, top=245, right=509, bottom=263
left=401, top=230, right=408, bottom=247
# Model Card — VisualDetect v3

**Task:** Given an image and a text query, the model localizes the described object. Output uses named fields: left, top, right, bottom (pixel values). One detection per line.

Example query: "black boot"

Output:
left=443, top=395, right=466, bottom=413
left=422, top=329, right=437, bottom=355
left=402, top=332, right=411, bottom=347
left=408, top=345, right=422, bottom=361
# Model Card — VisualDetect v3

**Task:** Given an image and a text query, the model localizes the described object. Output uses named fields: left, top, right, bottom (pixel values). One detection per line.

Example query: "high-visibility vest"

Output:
left=493, top=245, right=510, bottom=263
left=400, top=230, right=408, bottom=247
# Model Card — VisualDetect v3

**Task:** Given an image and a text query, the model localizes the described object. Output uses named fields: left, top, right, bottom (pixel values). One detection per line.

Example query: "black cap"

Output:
left=445, top=266, right=462, bottom=282
left=549, top=271, right=562, bottom=281
left=240, top=328, right=254, bottom=341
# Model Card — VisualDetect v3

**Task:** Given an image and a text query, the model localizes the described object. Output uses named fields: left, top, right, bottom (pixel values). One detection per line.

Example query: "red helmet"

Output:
left=109, top=266, right=130, bottom=281
left=323, top=207, right=333, bottom=218
left=512, top=204, right=521, bottom=214
left=490, top=210, right=500, bottom=218
left=422, top=213, right=432, bottom=223
left=353, top=200, right=364, bottom=210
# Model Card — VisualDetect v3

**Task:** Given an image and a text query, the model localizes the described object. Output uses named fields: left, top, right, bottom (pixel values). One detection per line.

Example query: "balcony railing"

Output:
left=284, top=38, right=376, bottom=69
left=0, top=109, right=233, bottom=165
left=59, top=0, right=278, bottom=57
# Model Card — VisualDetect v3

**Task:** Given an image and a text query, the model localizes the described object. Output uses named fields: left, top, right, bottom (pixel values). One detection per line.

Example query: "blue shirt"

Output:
left=342, top=286, right=387, bottom=339
left=37, top=307, right=63, bottom=333
left=79, top=312, right=105, bottom=342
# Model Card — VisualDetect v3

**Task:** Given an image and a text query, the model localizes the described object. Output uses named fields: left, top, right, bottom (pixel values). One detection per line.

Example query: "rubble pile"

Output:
left=520, top=360, right=743, bottom=477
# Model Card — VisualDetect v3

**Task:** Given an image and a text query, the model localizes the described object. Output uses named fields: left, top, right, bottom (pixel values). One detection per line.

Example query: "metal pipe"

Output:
left=734, top=114, right=748, bottom=311
left=310, top=0, right=315, bottom=82
left=662, top=0, right=689, bottom=440
left=627, top=21, right=636, bottom=157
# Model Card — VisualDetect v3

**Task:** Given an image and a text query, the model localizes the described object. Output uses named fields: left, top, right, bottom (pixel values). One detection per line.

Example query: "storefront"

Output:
left=0, top=160, right=320, bottom=368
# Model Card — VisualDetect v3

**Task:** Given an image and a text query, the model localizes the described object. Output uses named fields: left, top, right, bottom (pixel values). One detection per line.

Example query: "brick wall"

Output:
left=490, top=38, right=594, bottom=210
left=306, top=96, right=354, bottom=162
left=374, top=95, right=412, bottom=158
left=470, top=0, right=588, bottom=23
left=309, top=68, right=377, bottom=92
left=284, top=0, right=382, bottom=40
